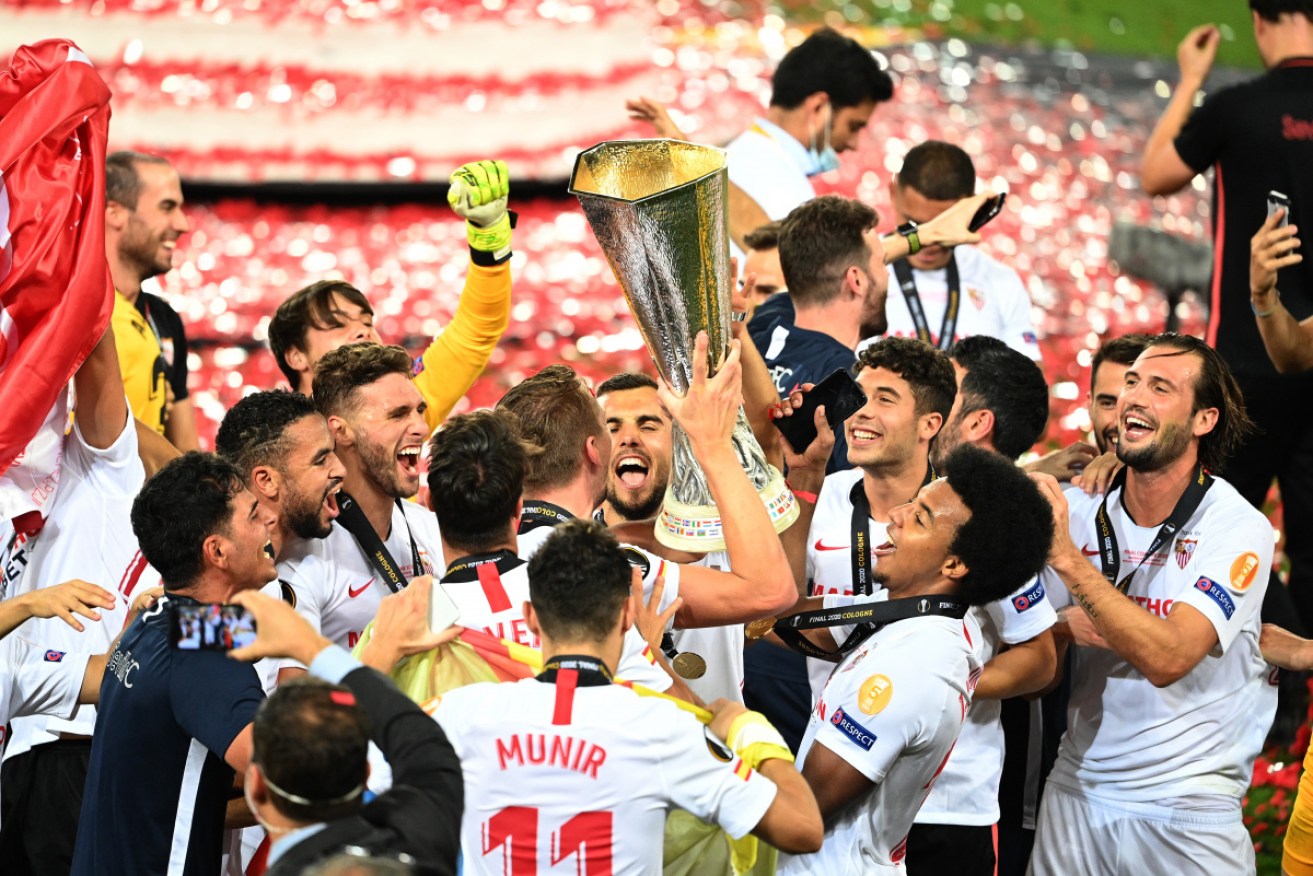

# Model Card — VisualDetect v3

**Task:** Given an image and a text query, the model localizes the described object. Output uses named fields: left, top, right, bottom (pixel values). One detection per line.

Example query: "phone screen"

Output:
left=170, top=602, right=257, bottom=651
left=773, top=369, right=867, bottom=454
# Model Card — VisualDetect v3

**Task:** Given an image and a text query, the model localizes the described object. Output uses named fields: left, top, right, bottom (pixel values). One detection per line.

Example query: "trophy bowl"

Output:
left=569, top=139, right=798, bottom=551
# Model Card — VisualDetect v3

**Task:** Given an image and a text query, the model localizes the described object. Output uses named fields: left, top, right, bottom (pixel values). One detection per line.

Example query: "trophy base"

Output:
left=654, top=466, right=800, bottom=553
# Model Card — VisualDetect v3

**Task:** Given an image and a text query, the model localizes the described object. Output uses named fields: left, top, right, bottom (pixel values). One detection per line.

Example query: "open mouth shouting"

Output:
left=613, top=454, right=652, bottom=493
left=1121, top=410, right=1156, bottom=444
left=323, top=483, right=342, bottom=519
left=396, top=444, right=422, bottom=480
left=262, top=540, right=276, bottom=561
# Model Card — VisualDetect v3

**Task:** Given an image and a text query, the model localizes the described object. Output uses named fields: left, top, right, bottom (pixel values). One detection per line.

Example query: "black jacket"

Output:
left=264, top=666, right=462, bottom=876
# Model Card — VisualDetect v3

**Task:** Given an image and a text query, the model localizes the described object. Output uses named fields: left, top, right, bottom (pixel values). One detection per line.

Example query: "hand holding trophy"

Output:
left=569, top=139, right=798, bottom=550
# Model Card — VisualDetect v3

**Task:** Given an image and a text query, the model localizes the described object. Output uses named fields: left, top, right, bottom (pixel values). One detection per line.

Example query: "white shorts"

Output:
left=1028, top=783, right=1254, bottom=876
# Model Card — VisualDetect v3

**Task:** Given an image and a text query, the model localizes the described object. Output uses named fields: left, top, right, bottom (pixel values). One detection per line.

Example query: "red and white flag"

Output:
left=0, top=39, right=113, bottom=478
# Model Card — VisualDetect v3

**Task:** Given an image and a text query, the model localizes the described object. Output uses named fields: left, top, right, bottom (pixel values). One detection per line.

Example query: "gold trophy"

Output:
left=569, top=139, right=798, bottom=552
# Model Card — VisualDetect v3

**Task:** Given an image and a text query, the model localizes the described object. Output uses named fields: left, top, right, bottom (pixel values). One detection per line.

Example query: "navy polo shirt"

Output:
left=748, top=293, right=855, bottom=473
left=71, top=593, right=265, bottom=876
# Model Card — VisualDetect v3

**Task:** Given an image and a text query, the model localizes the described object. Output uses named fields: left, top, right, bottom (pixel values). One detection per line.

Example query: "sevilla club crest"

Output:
left=1174, top=537, right=1198, bottom=570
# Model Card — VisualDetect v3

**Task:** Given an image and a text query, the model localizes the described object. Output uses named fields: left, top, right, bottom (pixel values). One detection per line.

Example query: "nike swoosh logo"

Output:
left=348, top=577, right=375, bottom=598
left=1080, top=546, right=1100, bottom=557
left=814, top=541, right=849, bottom=552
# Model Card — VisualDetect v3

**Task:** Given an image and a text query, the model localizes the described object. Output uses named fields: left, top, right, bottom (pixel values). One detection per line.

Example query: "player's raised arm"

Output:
left=657, top=333, right=797, bottom=625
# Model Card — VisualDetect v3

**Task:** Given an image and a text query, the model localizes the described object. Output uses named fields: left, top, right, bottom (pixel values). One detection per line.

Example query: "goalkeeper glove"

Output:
left=448, top=159, right=514, bottom=265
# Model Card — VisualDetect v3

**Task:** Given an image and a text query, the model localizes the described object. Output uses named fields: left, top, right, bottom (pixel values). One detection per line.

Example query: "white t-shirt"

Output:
left=669, top=550, right=745, bottom=704
left=276, top=499, right=440, bottom=667
left=859, top=245, right=1041, bottom=361
left=725, top=117, right=817, bottom=260
left=0, top=636, right=90, bottom=728
left=1044, top=477, right=1277, bottom=802
left=435, top=674, right=777, bottom=875
left=914, top=578, right=1054, bottom=826
left=517, top=523, right=679, bottom=692
left=779, top=616, right=982, bottom=875
left=3, top=411, right=163, bottom=757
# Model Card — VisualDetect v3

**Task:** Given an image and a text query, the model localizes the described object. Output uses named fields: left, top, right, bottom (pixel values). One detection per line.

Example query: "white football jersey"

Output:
left=914, top=577, right=1055, bottom=826
left=517, top=523, right=680, bottom=692
left=3, top=412, right=163, bottom=757
left=0, top=636, right=90, bottom=727
left=440, top=552, right=537, bottom=648
left=804, top=469, right=888, bottom=702
left=1044, top=477, right=1277, bottom=802
left=669, top=550, right=745, bottom=704
left=277, top=499, right=439, bottom=668
left=805, top=466, right=1057, bottom=825
left=780, top=615, right=982, bottom=875
left=435, top=673, right=777, bottom=875
left=859, top=245, right=1041, bottom=360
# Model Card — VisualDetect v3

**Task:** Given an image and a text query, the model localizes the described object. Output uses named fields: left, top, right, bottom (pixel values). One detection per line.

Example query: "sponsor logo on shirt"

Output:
left=348, top=577, right=375, bottom=599
left=412, top=356, right=425, bottom=376
left=859, top=675, right=893, bottom=715
left=1283, top=114, right=1313, bottom=141
left=1012, top=581, right=1046, bottom=613
left=1131, top=596, right=1174, bottom=618
left=44, top=649, right=65, bottom=663
left=1174, top=537, right=1197, bottom=570
left=1195, top=576, right=1236, bottom=620
left=1080, top=545, right=1100, bottom=557
left=830, top=706, right=876, bottom=751
left=1230, top=552, right=1260, bottom=592
left=813, top=540, right=847, bottom=552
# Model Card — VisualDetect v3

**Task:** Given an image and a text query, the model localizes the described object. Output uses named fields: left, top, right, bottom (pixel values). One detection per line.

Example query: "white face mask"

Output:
left=808, top=101, right=841, bottom=175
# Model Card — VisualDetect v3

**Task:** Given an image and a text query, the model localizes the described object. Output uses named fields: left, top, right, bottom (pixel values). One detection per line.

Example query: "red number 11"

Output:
left=483, top=806, right=613, bottom=875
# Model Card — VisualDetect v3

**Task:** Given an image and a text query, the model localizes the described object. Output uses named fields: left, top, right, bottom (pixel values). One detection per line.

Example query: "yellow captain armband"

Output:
left=727, top=710, right=794, bottom=768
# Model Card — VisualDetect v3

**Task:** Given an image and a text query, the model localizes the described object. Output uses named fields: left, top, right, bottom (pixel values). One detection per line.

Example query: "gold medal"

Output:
left=672, top=651, right=707, bottom=679
left=745, top=617, right=775, bottom=640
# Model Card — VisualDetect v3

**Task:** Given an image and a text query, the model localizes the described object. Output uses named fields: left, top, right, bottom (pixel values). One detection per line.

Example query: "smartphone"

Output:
left=773, top=369, right=867, bottom=454
left=169, top=602, right=257, bottom=652
left=968, top=192, right=1007, bottom=233
left=1269, top=190, right=1291, bottom=228
left=430, top=583, right=462, bottom=633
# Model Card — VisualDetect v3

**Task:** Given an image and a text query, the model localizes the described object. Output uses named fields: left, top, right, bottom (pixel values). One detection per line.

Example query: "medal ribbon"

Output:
left=1094, top=465, right=1212, bottom=594
left=890, top=253, right=962, bottom=352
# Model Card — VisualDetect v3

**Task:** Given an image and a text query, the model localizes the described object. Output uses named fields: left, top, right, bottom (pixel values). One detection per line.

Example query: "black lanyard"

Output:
left=1095, top=466, right=1213, bottom=595
left=442, top=549, right=525, bottom=582
left=334, top=492, right=425, bottom=594
left=847, top=463, right=936, bottom=596
left=890, top=254, right=961, bottom=351
left=537, top=654, right=613, bottom=686
left=518, top=501, right=576, bottom=534
left=775, top=595, right=969, bottom=663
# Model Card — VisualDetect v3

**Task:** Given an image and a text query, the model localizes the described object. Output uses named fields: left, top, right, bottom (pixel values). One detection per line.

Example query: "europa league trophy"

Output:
left=569, top=139, right=798, bottom=552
